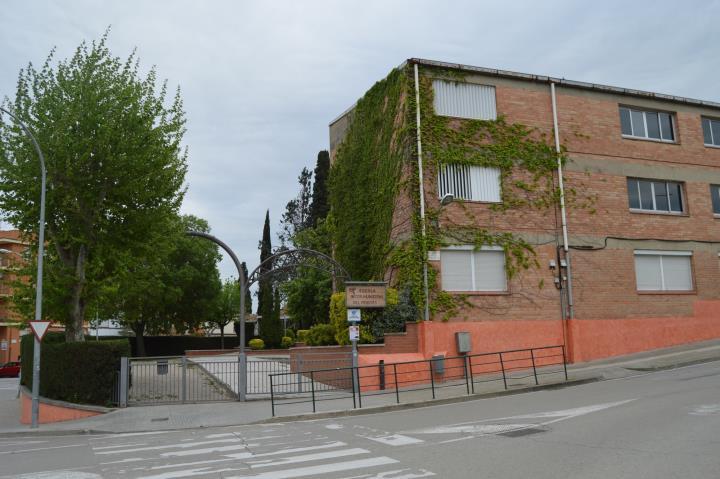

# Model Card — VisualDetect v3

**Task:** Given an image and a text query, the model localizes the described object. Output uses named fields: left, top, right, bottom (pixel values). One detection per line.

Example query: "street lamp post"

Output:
left=0, top=106, right=47, bottom=429
left=186, top=231, right=247, bottom=401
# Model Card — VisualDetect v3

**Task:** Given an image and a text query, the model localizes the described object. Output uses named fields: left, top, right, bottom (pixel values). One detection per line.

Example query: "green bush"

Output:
left=296, top=329, right=309, bottom=343
left=248, top=338, right=265, bottom=350
left=21, top=333, right=130, bottom=406
left=280, top=336, right=294, bottom=349
left=285, top=329, right=296, bottom=341
left=306, top=323, right=337, bottom=346
left=371, top=287, right=417, bottom=338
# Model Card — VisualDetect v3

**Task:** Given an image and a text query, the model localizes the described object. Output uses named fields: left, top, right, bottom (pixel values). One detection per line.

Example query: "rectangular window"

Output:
left=626, top=178, right=683, bottom=213
left=619, top=106, right=675, bottom=141
left=711, top=185, right=720, bottom=215
left=441, top=247, right=507, bottom=292
left=634, top=250, right=693, bottom=291
left=438, top=164, right=501, bottom=202
left=702, top=117, right=720, bottom=147
left=432, top=80, right=497, bottom=120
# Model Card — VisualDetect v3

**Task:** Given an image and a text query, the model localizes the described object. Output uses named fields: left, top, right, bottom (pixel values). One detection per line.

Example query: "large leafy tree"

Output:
left=212, top=278, right=241, bottom=350
left=0, top=33, right=187, bottom=341
left=278, top=167, right=312, bottom=245
left=108, top=215, right=221, bottom=356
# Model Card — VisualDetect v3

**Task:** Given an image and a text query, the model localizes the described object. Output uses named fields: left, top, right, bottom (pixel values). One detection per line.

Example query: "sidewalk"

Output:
left=2, top=338, right=720, bottom=436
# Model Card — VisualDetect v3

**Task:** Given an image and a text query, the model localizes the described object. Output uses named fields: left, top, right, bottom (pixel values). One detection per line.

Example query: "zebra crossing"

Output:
left=85, top=423, right=435, bottom=479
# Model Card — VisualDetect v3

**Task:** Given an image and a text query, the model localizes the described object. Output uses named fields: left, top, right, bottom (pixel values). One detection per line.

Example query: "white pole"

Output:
left=413, top=63, right=430, bottom=322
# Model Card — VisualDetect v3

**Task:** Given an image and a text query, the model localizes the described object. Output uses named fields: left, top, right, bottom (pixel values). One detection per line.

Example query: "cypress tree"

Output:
left=310, top=150, right=330, bottom=227
left=241, top=261, right=252, bottom=314
left=258, top=210, right=282, bottom=347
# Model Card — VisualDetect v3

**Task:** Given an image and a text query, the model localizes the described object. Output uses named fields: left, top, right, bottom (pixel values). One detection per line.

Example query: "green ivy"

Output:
left=330, top=64, right=593, bottom=321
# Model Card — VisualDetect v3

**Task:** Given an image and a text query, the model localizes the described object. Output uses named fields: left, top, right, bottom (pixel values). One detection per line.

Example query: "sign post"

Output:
left=345, top=282, right=387, bottom=401
left=28, top=320, right=51, bottom=428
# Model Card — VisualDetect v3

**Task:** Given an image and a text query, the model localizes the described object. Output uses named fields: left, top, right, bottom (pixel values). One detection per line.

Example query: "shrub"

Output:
left=296, top=329, right=309, bottom=343
left=21, top=333, right=130, bottom=406
left=306, top=323, right=337, bottom=346
left=280, top=336, right=294, bottom=349
left=248, top=338, right=265, bottom=350
left=371, top=286, right=417, bottom=338
left=285, top=329, right=296, bottom=341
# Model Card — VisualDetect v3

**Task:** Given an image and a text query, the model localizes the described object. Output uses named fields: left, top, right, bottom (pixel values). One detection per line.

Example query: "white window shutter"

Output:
left=473, top=250, right=507, bottom=291
left=661, top=256, right=693, bottom=290
left=635, top=255, right=662, bottom=291
left=441, top=250, right=473, bottom=291
left=432, top=80, right=497, bottom=120
left=470, top=166, right=501, bottom=202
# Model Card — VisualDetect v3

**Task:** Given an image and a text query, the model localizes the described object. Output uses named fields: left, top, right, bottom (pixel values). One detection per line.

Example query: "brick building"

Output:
left=0, top=229, right=28, bottom=363
left=329, top=58, right=720, bottom=364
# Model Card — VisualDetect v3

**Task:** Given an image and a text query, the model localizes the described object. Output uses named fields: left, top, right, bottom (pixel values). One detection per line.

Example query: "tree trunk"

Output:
left=220, top=325, right=225, bottom=350
left=66, top=245, right=87, bottom=342
left=132, top=321, right=146, bottom=357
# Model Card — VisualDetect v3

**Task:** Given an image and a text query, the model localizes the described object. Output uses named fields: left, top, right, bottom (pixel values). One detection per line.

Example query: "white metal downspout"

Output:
left=414, top=63, right=431, bottom=322
left=551, top=82, right=575, bottom=319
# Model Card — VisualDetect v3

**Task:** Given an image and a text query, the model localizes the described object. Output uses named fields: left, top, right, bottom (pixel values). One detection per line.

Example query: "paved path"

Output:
left=2, top=360, right=719, bottom=478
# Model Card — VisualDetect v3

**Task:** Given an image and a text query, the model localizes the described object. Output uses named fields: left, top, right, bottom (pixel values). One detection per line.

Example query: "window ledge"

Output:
left=637, top=290, right=696, bottom=295
left=443, top=290, right=510, bottom=296
left=451, top=199, right=503, bottom=205
left=629, top=209, right=688, bottom=217
left=714, top=214, right=720, bottom=219
left=621, top=135, right=678, bottom=145
left=703, top=143, right=720, bottom=149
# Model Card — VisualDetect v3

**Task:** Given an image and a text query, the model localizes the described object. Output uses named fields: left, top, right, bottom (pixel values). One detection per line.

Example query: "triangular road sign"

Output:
left=29, top=321, right=51, bottom=342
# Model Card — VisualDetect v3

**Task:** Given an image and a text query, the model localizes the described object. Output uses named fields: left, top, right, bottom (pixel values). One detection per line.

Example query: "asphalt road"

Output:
left=1, top=361, right=719, bottom=478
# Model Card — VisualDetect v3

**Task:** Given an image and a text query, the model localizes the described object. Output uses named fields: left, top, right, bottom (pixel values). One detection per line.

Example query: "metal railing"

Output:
left=112, top=352, right=352, bottom=406
left=269, top=345, right=568, bottom=416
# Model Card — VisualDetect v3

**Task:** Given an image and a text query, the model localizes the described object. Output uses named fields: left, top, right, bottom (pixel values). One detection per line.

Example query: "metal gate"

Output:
left=114, top=352, right=352, bottom=406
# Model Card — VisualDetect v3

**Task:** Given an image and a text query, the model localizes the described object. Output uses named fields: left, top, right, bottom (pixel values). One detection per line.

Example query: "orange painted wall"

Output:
left=20, top=389, right=103, bottom=424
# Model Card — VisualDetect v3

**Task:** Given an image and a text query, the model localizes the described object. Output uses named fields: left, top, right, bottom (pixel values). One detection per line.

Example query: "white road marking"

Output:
left=364, top=434, right=424, bottom=446
left=339, top=469, right=435, bottom=479
left=225, top=456, right=399, bottom=479
left=0, top=443, right=86, bottom=454
left=204, top=433, right=237, bottom=438
left=137, top=467, right=242, bottom=479
left=248, top=448, right=370, bottom=469
left=160, top=444, right=249, bottom=457
left=95, top=438, right=240, bottom=455
left=224, top=441, right=348, bottom=460
left=325, top=423, right=344, bottom=430
left=689, top=404, right=720, bottom=416
left=93, top=442, right=147, bottom=450
left=9, top=472, right=102, bottom=479
left=98, top=431, right=174, bottom=438
left=503, top=399, right=636, bottom=420
left=410, top=424, right=536, bottom=435
left=98, top=457, right=147, bottom=465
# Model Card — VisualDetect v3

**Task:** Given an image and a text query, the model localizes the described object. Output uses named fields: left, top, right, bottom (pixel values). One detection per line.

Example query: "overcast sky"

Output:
left=1, top=0, right=719, bottom=280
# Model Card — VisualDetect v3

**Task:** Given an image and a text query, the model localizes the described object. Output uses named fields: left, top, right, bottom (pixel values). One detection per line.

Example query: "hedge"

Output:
left=21, top=333, right=130, bottom=406
left=130, top=335, right=252, bottom=357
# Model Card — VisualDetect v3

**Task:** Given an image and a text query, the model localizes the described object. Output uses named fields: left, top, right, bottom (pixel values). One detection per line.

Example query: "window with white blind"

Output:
left=634, top=250, right=693, bottom=291
left=432, top=80, right=497, bottom=120
left=437, top=164, right=501, bottom=202
left=440, top=247, right=507, bottom=292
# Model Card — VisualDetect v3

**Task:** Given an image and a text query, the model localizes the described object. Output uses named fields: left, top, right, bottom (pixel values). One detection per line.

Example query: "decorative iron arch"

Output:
left=247, top=248, right=351, bottom=290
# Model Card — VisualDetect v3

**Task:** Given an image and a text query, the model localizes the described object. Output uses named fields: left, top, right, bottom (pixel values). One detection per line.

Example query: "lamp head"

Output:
left=440, top=193, right=455, bottom=206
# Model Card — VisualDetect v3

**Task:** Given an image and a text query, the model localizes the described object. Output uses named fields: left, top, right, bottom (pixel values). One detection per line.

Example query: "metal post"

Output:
left=429, top=360, right=436, bottom=399
left=351, top=338, right=359, bottom=398
left=237, top=353, right=247, bottom=400
left=1, top=107, right=47, bottom=429
left=119, top=357, right=128, bottom=408
left=296, top=355, right=303, bottom=394
left=561, top=346, right=569, bottom=381
left=310, top=371, right=316, bottom=413
left=270, top=374, right=275, bottom=417
left=379, top=360, right=385, bottom=390
left=499, top=352, right=508, bottom=390
left=181, top=357, right=187, bottom=403
left=393, top=363, right=400, bottom=404
left=350, top=365, right=357, bottom=409
left=468, top=356, right=475, bottom=394
left=463, top=356, right=470, bottom=395
left=530, top=349, right=539, bottom=385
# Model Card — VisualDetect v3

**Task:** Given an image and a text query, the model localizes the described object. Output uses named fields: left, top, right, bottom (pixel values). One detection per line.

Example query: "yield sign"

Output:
left=29, top=321, right=51, bottom=342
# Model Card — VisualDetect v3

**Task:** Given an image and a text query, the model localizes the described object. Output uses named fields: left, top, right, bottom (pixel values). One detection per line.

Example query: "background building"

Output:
left=329, top=58, right=720, bottom=363
left=0, top=230, right=28, bottom=363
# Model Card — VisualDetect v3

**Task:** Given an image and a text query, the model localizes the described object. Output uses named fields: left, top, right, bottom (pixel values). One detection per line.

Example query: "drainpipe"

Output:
left=414, top=63, right=431, bottom=322
left=550, top=82, right=575, bottom=320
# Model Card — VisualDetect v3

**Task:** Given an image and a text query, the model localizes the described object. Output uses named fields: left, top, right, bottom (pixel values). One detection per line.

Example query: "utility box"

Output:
left=431, top=354, right=445, bottom=375
left=456, top=332, right=472, bottom=353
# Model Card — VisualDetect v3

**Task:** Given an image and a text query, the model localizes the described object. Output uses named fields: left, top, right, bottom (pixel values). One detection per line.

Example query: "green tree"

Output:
left=241, top=261, right=252, bottom=314
left=108, top=215, right=221, bottom=356
left=257, top=210, right=282, bottom=347
left=0, top=32, right=187, bottom=341
left=279, top=167, right=312, bottom=245
left=212, top=278, right=241, bottom=350
left=309, top=150, right=330, bottom=227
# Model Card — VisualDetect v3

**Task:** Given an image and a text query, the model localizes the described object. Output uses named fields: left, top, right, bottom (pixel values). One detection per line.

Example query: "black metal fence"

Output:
left=269, top=345, right=568, bottom=416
